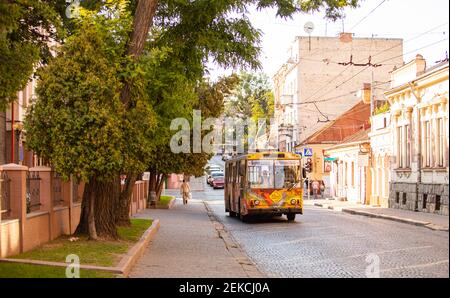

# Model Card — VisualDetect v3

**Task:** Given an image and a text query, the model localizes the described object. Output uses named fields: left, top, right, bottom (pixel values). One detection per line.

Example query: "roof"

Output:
left=325, top=129, right=371, bottom=151
left=341, top=129, right=370, bottom=143
left=297, top=101, right=371, bottom=146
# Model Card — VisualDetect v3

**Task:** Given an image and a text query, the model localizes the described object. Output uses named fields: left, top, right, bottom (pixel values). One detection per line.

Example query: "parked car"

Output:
left=212, top=175, right=225, bottom=189
left=208, top=171, right=224, bottom=186
left=205, top=164, right=223, bottom=175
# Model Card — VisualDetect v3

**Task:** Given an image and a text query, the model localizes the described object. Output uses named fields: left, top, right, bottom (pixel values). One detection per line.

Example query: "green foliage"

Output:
left=225, top=72, right=274, bottom=121
left=0, top=0, right=63, bottom=110
left=22, top=0, right=361, bottom=182
left=24, top=11, right=155, bottom=182
left=13, top=219, right=152, bottom=267
left=374, top=102, right=390, bottom=115
left=0, top=263, right=115, bottom=278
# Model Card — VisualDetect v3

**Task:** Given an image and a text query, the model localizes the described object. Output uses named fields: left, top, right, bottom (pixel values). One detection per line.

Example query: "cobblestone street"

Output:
left=203, top=188, right=449, bottom=278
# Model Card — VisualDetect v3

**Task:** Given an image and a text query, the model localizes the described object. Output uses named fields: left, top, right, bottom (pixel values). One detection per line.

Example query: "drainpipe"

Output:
left=409, top=82, right=421, bottom=211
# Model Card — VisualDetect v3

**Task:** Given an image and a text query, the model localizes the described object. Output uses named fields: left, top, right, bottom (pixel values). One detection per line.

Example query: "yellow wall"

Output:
left=297, top=144, right=334, bottom=181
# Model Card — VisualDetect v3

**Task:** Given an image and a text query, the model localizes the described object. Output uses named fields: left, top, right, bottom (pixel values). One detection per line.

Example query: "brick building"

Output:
left=273, top=33, right=403, bottom=152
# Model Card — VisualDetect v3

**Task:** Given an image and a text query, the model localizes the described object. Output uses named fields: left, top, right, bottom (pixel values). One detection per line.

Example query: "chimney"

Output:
left=339, top=32, right=353, bottom=43
left=361, top=83, right=372, bottom=105
left=414, top=54, right=427, bottom=76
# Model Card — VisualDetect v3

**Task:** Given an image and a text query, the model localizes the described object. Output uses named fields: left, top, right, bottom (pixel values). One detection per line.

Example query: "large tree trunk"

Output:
left=116, top=173, right=138, bottom=227
left=156, top=174, right=166, bottom=200
left=76, top=0, right=159, bottom=239
left=120, top=0, right=159, bottom=107
left=147, top=172, right=166, bottom=203
left=75, top=176, right=121, bottom=240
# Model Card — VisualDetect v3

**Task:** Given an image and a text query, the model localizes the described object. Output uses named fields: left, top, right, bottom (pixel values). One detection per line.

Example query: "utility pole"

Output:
left=371, top=70, right=375, bottom=116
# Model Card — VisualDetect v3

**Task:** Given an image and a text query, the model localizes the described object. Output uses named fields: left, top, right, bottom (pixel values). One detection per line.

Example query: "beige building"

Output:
left=295, top=100, right=371, bottom=197
left=369, top=112, right=392, bottom=208
left=325, top=129, right=372, bottom=204
left=1, top=77, right=37, bottom=167
left=273, top=33, right=404, bottom=151
left=387, top=55, right=448, bottom=215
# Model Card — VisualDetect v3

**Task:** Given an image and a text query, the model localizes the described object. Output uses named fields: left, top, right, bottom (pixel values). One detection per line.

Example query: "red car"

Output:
left=212, top=175, right=225, bottom=189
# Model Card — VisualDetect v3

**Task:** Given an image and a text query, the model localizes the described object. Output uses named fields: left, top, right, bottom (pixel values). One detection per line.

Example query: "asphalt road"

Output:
left=200, top=187, right=449, bottom=278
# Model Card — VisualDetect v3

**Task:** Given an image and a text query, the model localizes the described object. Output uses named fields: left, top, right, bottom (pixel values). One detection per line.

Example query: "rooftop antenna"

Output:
left=304, top=21, right=315, bottom=51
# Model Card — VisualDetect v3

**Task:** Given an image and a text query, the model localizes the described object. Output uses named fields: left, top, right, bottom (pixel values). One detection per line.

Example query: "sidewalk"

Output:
left=129, top=198, right=260, bottom=278
left=305, top=199, right=449, bottom=232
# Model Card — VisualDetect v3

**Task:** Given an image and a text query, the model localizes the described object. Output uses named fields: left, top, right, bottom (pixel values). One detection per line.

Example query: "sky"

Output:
left=208, top=0, right=449, bottom=80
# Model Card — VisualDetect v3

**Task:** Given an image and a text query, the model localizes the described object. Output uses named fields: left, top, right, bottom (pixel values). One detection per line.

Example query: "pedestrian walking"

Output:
left=180, top=179, right=191, bottom=205
left=312, top=180, right=320, bottom=200
left=320, top=181, right=326, bottom=199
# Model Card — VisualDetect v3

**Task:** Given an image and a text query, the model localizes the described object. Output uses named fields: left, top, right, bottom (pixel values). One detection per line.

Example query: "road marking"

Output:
left=268, top=245, right=435, bottom=264
left=270, top=234, right=367, bottom=246
left=381, top=259, right=449, bottom=273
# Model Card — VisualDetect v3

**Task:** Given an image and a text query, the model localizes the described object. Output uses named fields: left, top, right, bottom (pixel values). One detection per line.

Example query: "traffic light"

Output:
left=305, top=158, right=313, bottom=173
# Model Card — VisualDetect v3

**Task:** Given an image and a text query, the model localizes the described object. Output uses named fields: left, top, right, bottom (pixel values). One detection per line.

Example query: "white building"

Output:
left=272, top=33, right=404, bottom=152
left=326, top=129, right=371, bottom=204
left=386, top=55, right=449, bottom=215
left=369, top=112, right=392, bottom=208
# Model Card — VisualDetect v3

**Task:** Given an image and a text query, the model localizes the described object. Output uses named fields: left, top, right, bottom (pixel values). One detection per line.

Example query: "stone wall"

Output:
left=418, top=184, right=449, bottom=216
left=390, top=182, right=449, bottom=215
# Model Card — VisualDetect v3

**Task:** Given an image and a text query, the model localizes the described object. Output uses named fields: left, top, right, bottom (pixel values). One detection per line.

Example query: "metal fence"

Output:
left=26, top=171, right=41, bottom=213
left=52, top=172, right=64, bottom=206
left=0, top=171, right=11, bottom=216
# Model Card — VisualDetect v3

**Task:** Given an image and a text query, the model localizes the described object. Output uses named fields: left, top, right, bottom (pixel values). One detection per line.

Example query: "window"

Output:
left=422, top=194, right=428, bottom=210
left=437, top=118, right=446, bottom=167
left=351, top=162, right=355, bottom=187
left=397, top=126, right=403, bottom=168
left=248, top=160, right=274, bottom=189
left=435, top=195, right=441, bottom=213
left=247, top=160, right=301, bottom=189
left=274, top=160, right=301, bottom=189
left=423, top=120, right=432, bottom=168
left=405, top=125, right=411, bottom=168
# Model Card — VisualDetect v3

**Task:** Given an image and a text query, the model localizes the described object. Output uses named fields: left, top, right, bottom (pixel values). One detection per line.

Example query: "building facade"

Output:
left=295, top=100, right=371, bottom=197
left=273, top=33, right=404, bottom=151
left=369, top=112, right=392, bottom=207
left=386, top=55, right=449, bottom=215
left=326, top=130, right=371, bottom=204
left=1, top=76, right=37, bottom=167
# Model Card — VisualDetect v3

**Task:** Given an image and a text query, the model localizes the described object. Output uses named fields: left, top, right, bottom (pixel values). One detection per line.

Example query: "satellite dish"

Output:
left=304, top=22, right=315, bottom=34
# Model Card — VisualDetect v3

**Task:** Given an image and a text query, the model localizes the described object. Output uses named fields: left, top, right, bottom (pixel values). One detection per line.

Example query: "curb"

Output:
left=341, top=209, right=449, bottom=232
left=150, top=197, right=176, bottom=210
left=0, top=219, right=161, bottom=277
left=203, top=202, right=265, bottom=278
left=118, top=219, right=160, bottom=277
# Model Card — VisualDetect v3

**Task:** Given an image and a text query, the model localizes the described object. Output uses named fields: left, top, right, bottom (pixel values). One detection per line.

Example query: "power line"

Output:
left=297, top=22, right=449, bottom=105
left=349, top=0, right=387, bottom=31
left=301, top=37, right=449, bottom=106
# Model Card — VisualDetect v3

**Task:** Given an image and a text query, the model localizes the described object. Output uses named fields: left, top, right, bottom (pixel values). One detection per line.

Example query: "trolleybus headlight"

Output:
left=290, top=199, right=297, bottom=205
left=254, top=200, right=260, bottom=206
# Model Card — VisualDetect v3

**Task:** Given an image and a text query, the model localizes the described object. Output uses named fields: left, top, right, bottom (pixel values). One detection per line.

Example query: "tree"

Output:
left=25, top=7, right=156, bottom=239
left=225, top=72, right=274, bottom=121
left=24, top=0, right=361, bottom=240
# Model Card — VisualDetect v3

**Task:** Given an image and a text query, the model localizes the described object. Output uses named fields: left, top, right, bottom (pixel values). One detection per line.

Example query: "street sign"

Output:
left=303, top=148, right=313, bottom=157
left=324, top=157, right=337, bottom=161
